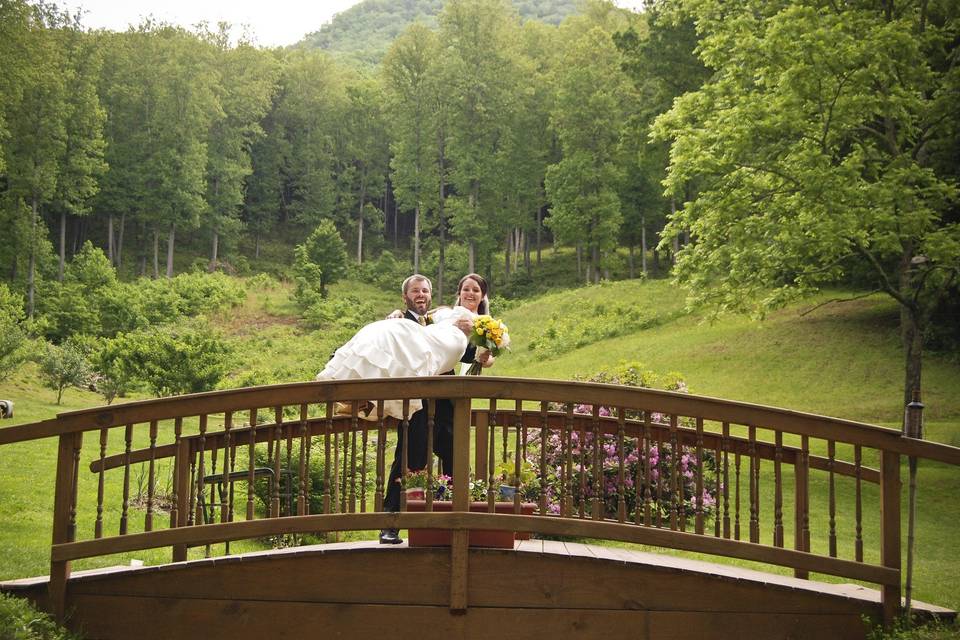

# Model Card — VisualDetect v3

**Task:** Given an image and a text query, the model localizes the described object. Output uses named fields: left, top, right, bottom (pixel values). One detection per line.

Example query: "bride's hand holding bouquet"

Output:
left=466, top=315, right=510, bottom=375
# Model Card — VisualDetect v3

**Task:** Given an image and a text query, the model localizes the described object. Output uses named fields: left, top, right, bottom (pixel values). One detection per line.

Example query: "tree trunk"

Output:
left=504, top=231, right=511, bottom=280
left=671, top=199, right=679, bottom=265
left=107, top=213, right=115, bottom=266
left=27, top=196, right=38, bottom=318
left=414, top=203, right=421, bottom=273
left=58, top=211, right=66, bottom=282
left=641, top=215, right=648, bottom=277
left=116, top=213, right=126, bottom=269
left=524, top=230, right=531, bottom=275
left=468, top=242, right=475, bottom=274
left=536, top=205, right=543, bottom=265
left=592, top=244, right=601, bottom=283
left=255, top=232, right=261, bottom=259
left=356, top=178, right=366, bottom=265
left=628, top=244, right=635, bottom=279
left=166, top=223, right=175, bottom=278
left=576, top=243, right=582, bottom=280
left=210, top=230, right=219, bottom=272
left=152, top=229, right=160, bottom=279
left=901, top=305, right=923, bottom=412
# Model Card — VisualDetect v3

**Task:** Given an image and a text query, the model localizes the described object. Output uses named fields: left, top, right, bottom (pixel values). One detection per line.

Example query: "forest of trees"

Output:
left=0, top=0, right=957, bottom=404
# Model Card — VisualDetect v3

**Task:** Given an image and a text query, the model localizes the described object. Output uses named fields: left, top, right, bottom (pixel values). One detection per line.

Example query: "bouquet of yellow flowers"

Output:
left=465, top=315, right=510, bottom=375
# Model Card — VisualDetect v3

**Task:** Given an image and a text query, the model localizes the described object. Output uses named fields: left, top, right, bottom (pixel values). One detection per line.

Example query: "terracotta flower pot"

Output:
left=404, top=499, right=537, bottom=548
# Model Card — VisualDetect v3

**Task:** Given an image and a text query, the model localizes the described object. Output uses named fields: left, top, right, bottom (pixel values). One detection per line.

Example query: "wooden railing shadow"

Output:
left=1, top=377, right=958, bottom=628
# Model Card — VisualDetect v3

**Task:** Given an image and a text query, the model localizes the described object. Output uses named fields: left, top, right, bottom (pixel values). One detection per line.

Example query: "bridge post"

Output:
left=49, top=431, right=82, bottom=622
left=449, top=397, right=472, bottom=612
left=172, top=437, right=192, bottom=562
left=879, top=450, right=902, bottom=628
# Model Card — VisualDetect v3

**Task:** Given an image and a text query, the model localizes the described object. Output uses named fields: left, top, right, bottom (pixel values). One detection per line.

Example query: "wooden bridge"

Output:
left=1, top=377, right=958, bottom=639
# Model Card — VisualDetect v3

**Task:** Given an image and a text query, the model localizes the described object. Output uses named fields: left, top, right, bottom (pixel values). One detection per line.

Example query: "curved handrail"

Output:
left=2, top=377, right=958, bottom=464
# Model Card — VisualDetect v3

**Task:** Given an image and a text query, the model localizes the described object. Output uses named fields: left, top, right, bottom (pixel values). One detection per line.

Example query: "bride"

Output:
left=316, top=304, right=475, bottom=419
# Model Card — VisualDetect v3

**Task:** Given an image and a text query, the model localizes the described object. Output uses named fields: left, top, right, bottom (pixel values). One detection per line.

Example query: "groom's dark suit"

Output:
left=381, top=310, right=476, bottom=514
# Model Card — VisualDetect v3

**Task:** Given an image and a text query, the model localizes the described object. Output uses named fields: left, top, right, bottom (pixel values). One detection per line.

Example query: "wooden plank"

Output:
left=51, top=511, right=898, bottom=587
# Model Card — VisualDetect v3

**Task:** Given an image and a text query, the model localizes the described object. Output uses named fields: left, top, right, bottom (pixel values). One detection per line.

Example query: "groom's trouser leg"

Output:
left=383, top=407, right=430, bottom=512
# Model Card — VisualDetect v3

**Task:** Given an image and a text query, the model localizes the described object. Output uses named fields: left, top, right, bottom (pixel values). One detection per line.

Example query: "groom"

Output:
left=379, top=273, right=476, bottom=544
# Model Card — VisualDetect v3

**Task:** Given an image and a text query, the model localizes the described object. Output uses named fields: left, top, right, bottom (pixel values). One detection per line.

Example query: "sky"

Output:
left=70, top=0, right=646, bottom=49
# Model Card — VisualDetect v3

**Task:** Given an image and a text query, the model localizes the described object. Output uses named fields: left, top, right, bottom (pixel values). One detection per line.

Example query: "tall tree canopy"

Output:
left=652, top=0, right=960, bottom=406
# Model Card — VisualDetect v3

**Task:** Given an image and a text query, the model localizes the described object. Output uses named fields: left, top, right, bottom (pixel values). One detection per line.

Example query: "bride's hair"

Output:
left=455, top=273, right=489, bottom=315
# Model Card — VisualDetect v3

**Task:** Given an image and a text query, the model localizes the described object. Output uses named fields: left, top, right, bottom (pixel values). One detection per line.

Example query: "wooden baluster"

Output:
left=590, top=405, right=602, bottom=520
left=855, top=444, right=864, bottom=562
left=95, top=428, right=108, bottom=539
left=69, top=435, right=81, bottom=543
left=298, top=405, right=309, bottom=516
left=324, top=402, right=333, bottom=515
left=577, top=409, right=587, bottom=519
left=120, top=423, right=132, bottom=535
left=487, top=399, right=498, bottom=511
left=247, top=409, right=257, bottom=520
left=360, top=412, right=369, bottom=513
left=195, top=415, right=208, bottom=527
left=563, top=403, right=574, bottom=518
left=828, top=439, right=837, bottom=557
left=220, top=413, right=232, bottom=524
left=734, top=451, right=741, bottom=541
left=794, top=434, right=811, bottom=579
left=187, top=451, right=197, bottom=527
left=879, top=450, right=901, bottom=627
left=749, top=425, right=759, bottom=544
left=642, top=412, right=652, bottom=526
left=539, top=402, right=549, bottom=515
left=714, top=431, right=721, bottom=537
left=229, top=443, right=237, bottom=524
left=375, top=401, right=386, bottom=512
left=146, top=420, right=158, bottom=532
left=655, top=416, right=664, bottom=528
left=349, top=402, right=359, bottom=513
left=722, top=422, right=731, bottom=539
left=695, top=417, right=705, bottom=535
left=426, top=400, right=435, bottom=512
left=206, top=447, right=218, bottom=556
left=501, top=402, right=509, bottom=463
left=171, top=417, right=183, bottom=529
left=617, top=409, right=626, bottom=523
left=670, top=415, right=680, bottom=531
left=272, top=406, right=282, bottom=518
left=285, top=418, right=293, bottom=517
left=774, top=430, right=784, bottom=547
left=399, top=399, right=410, bottom=512
left=340, top=408, right=350, bottom=514
left=511, top=400, right=523, bottom=513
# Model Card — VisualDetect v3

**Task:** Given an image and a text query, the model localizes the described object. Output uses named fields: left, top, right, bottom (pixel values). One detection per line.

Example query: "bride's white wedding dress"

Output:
left=316, top=306, right=474, bottom=419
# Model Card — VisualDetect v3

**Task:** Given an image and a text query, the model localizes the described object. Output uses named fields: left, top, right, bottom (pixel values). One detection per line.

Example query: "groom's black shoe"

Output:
left=379, top=528, right=402, bottom=544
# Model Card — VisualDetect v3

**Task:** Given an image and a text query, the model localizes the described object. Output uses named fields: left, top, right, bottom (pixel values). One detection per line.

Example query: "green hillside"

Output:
left=295, top=0, right=580, bottom=65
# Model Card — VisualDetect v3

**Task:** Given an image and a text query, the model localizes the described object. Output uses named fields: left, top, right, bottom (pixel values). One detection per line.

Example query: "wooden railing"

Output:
left=2, top=377, right=958, bottom=624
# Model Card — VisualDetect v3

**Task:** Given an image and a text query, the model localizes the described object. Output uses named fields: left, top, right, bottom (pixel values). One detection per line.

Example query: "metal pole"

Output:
left=903, top=390, right=924, bottom=626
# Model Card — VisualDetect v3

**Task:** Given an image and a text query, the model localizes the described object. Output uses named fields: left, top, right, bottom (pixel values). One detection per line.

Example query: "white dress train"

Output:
left=316, top=306, right=473, bottom=419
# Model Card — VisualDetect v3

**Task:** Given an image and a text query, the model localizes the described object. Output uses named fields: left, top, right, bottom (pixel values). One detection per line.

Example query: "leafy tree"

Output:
left=546, top=26, right=632, bottom=282
left=38, top=338, right=90, bottom=404
left=0, top=282, right=30, bottom=380
left=440, top=0, right=526, bottom=273
left=107, top=321, right=232, bottom=397
left=299, top=220, right=349, bottom=297
left=201, top=30, right=280, bottom=271
left=50, top=20, right=107, bottom=280
left=652, top=0, right=960, bottom=407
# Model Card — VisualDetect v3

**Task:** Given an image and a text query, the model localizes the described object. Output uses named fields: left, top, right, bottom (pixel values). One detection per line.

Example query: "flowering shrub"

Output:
left=527, top=362, right=717, bottom=522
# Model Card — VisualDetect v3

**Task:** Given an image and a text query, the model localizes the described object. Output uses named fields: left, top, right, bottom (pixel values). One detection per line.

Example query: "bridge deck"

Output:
left=2, top=540, right=953, bottom=639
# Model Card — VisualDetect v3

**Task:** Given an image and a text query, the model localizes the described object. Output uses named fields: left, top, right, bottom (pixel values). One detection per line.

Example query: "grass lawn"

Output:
left=1, top=276, right=958, bottom=614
